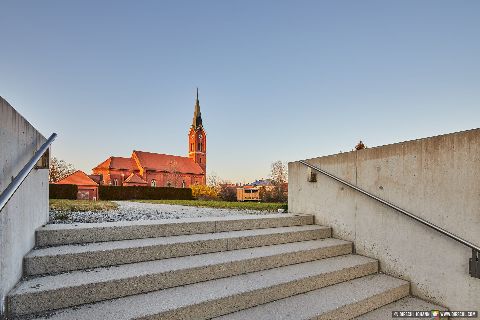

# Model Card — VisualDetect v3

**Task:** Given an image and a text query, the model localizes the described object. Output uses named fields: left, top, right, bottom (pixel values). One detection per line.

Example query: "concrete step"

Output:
left=24, top=225, right=331, bottom=276
left=36, top=214, right=314, bottom=247
left=8, top=239, right=352, bottom=316
left=22, top=254, right=378, bottom=320
left=213, top=274, right=409, bottom=320
left=354, top=296, right=447, bottom=319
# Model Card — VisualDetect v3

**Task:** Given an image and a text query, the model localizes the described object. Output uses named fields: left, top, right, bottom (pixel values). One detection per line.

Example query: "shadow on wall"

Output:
left=0, top=97, right=49, bottom=317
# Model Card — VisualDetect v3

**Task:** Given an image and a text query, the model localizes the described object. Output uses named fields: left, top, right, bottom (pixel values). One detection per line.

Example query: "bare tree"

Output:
left=207, top=172, right=221, bottom=188
left=270, top=161, right=287, bottom=185
left=268, top=161, right=288, bottom=202
left=206, top=173, right=237, bottom=201
left=218, top=184, right=237, bottom=202
left=49, top=157, right=76, bottom=183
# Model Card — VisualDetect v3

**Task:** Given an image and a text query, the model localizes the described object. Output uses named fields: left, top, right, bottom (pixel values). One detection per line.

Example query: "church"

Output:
left=91, top=90, right=207, bottom=188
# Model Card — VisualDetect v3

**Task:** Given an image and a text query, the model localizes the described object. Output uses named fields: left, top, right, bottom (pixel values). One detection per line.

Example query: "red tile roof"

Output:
left=88, top=174, right=103, bottom=184
left=93, top=156, right=138, bottom=171
left=123, top=173, right=147, bottom=185
left=56, top=170, right=98, bottom=186
left=133, top=150, right=204, bottom=175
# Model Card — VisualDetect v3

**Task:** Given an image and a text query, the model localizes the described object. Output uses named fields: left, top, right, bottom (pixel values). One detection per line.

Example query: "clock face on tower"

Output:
left=198, top=134, right=202, bottom=139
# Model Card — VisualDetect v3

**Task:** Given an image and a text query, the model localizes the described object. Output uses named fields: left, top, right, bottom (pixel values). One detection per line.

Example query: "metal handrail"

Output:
left=0, top=133, right=57, bottom=212
left=299, top=159, right=480, bottom=278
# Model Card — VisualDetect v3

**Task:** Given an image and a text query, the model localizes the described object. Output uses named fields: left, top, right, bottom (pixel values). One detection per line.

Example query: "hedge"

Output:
left=49, top=184, right=78, bottom=199
left=99, top=186, right=193, bottom=200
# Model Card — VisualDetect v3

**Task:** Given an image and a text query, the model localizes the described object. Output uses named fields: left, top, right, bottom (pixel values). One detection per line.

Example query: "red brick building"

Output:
left=92, top=90, right=207, bottom=188
left=56, top=170, right=99, bottom=200
left=123, top=173, right=148, bottom=186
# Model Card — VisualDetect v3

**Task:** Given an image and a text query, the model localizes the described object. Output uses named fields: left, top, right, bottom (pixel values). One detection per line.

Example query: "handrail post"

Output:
left=471, top=249, right=480, bottom=278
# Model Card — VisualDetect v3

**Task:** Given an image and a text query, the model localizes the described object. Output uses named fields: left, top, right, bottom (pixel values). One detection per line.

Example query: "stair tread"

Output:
left=12, top=238, right=351, bottom=296
left=354, top=296, right=447, bottom=319
left=28, top=225, right=328, bottom=257
left=36, top=214, right=314, bottom=246
left=39, top=213, right=310, bottom=231
left=25, top=254, right=376, bottom=320
left=213, top=274, right=409, bottom=319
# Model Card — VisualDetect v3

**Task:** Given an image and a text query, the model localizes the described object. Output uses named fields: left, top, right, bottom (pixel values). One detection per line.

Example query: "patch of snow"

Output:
left=49, top=201, right=269, bottom=224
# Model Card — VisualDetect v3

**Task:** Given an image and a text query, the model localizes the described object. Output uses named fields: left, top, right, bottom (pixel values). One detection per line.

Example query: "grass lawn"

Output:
left=134, top=199, right=287, bottom=211
left=49, top=199, right=119, bottom=212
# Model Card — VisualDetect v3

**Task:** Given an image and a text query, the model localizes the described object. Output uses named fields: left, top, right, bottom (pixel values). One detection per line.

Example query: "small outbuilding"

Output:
left=56, top=170, right=99, bottom=200
left=236, top=186, right=260, bottom=202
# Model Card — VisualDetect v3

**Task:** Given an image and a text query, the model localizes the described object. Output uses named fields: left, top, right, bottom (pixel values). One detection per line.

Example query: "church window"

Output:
left=199, top=158, right=202, bottom=163
left=166, top=182, right=172, bottom=187
left=113, top=179, right=118, bottom=186
left=182, top=180, right=185, bottom=188
left=151, top=179, right=156, bottom=187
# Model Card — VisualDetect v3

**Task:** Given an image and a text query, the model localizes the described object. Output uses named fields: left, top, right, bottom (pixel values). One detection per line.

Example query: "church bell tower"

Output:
left=188, top=88, right=206, bottom=173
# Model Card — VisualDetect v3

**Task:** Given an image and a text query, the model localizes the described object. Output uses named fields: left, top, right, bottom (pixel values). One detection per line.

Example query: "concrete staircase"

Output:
left=6, top=214, right=443, bottom=319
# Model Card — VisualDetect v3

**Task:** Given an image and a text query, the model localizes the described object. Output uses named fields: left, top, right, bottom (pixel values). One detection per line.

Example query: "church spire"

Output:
left=188, top=88, right=207, bottom=176
left=192, top=88, right=203, bottom=128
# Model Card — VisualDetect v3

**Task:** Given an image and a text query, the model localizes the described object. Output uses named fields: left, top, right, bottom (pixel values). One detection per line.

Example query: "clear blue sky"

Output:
left=1, top=1, right=479, bottom=182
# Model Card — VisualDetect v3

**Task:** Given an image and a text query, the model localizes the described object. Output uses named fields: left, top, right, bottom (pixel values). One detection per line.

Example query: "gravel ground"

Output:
left=49, top=201, right=271, bottom=224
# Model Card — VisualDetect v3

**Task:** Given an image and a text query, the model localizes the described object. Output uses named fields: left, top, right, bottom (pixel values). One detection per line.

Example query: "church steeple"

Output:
left=192, top=88, right=203, bottom=129
left=188, top=88, right=207, bottom=176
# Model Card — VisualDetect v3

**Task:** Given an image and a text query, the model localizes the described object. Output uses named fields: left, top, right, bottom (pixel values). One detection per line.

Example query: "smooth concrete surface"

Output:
left=8, top=239, right=352, bottom=315
left=355, top=296, right=447, bottom=320
left=214, top=274, right=409, bottom=320
left=24, top=225, right=331, bottom=275
left=26, top=255, right=378, bottom=320
left=36, top=214, right=314, bottom=246
left=289, top=128, right=480, bottom=310
left=0, top=97, right=48, bottom=317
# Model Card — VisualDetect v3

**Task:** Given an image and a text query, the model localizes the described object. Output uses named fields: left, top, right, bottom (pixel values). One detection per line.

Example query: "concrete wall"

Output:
left=289, top=129, right=480, bottom=310
left=0, top=97, right=48, bottom=317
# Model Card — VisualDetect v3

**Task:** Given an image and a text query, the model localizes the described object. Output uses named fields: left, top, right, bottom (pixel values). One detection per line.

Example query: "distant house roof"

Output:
left=133, top=150, right=204, bottom=175
left=56, top=170, right=98, bottom=186
left=93, top=156, right=138, bottom=171
left=249, top=179, right=274, bottom=186
left=123, top=173, right=148, bottom=185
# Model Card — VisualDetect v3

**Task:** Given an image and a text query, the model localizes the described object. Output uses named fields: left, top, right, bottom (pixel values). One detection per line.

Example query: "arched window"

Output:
left=182, top=180, right=185, bottom=188
left=113, top=179, right=118, bottom=186
left=151, top=179, right=156, bottom=187
left=166, top=181, right=172, bottom=187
